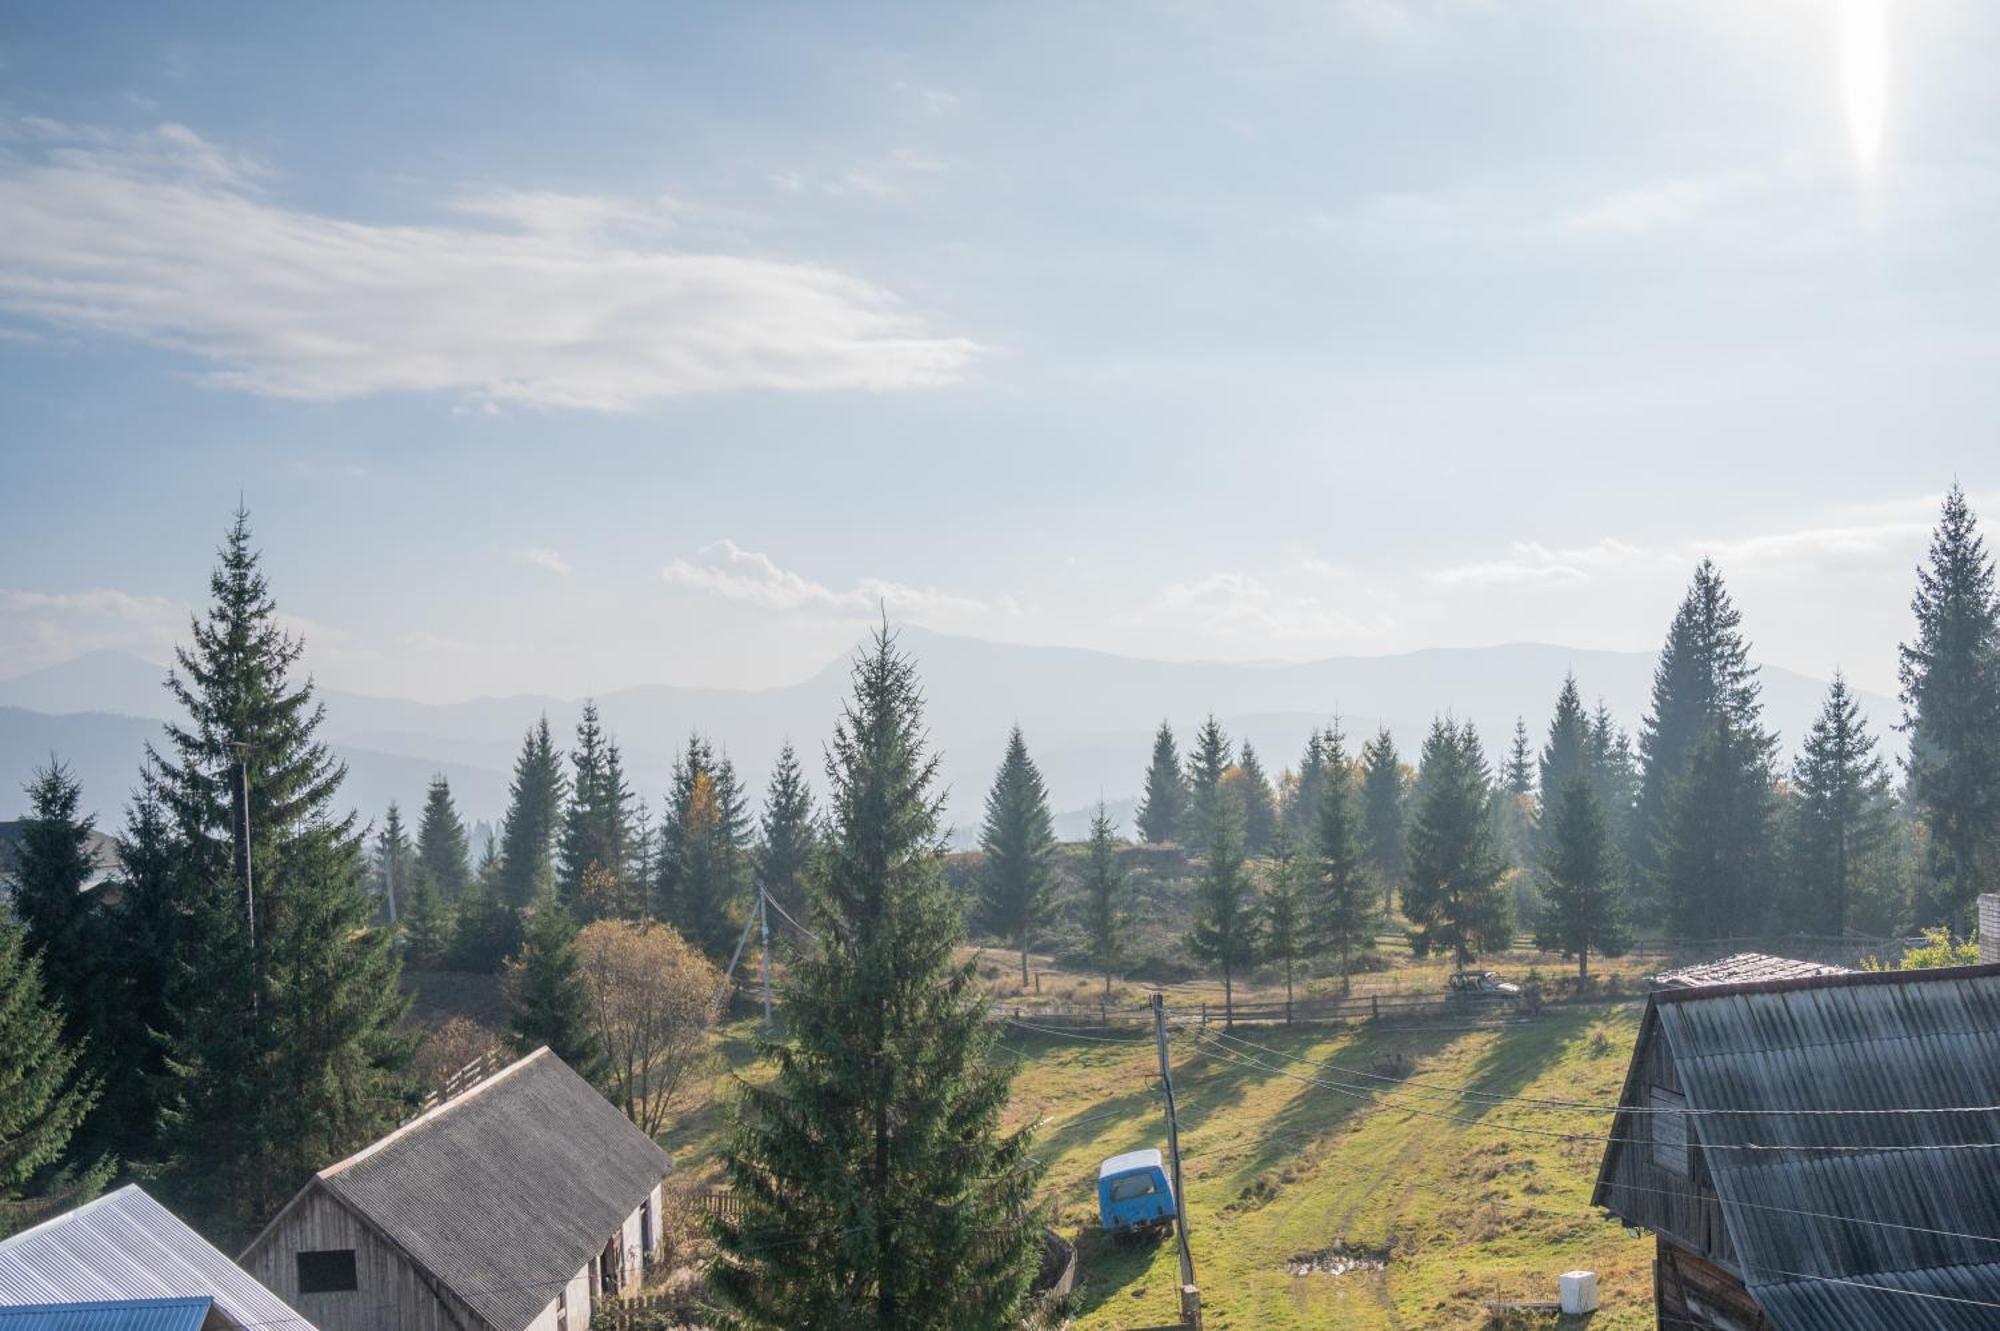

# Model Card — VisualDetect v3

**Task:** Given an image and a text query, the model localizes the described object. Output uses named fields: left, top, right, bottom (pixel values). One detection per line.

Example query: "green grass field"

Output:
left=660, top=971, right=1654, bottom=1329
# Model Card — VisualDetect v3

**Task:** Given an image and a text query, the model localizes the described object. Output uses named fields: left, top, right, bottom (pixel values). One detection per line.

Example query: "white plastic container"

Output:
left=1559, top=1270, right=1600, bottom=1314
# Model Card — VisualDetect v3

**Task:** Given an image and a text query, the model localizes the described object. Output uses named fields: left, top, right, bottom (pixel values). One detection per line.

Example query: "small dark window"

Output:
left=297, top=1249, right=358, bottom=1294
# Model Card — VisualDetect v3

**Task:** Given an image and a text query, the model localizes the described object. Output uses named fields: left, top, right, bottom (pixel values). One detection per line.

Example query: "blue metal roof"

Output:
left=0, top=1297, right=211, bottom=1331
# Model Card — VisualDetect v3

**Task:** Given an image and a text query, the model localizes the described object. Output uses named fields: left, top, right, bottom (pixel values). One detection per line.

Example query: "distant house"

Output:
left=0, top=1186, right=313, bottom=1331
left=0, top=822, right=123, bottom=902
left=1648, top=951, right=1850, bottom=991
left=1593, top=960, right=2000, bottom=1330
left=240, top=1047, right=671, bottom=1331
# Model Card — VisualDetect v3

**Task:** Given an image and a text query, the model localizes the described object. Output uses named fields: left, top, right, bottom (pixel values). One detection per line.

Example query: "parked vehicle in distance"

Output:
left=1097, top=1148, right=1175, bottom=1240
left=1447, top=970, right=1521, bottom=999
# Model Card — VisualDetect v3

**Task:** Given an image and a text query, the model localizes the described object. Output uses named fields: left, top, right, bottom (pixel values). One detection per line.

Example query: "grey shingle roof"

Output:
left=1650, top=951, right=1852, bottom=989
left=1650, top=963, right=2000, bottom=1330
left=294, top=1047, right=668, bottom=1331
left=0, top=1188, right=309, bottom=1331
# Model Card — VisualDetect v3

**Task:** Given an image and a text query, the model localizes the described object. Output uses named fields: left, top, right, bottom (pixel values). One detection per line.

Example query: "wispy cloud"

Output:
left=512, top=545, right=573, bottom=575
left=0, top=120, right=977, bottom=410
left=0, top=588, right=188, bottom=676
left=661, top=539, right=1012, bottom=624
left=1429, top=539, right=1647, bottom=588
left=1117, top=571, right=1394, bottom=654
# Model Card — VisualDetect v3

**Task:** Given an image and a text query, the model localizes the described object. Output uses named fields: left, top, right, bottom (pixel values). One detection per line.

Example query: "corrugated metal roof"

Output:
left=1651, top=951, right=1852, bottom=989
left=0, top=1297, right=211, bottom=1331
left=0, top=1189, right=309, bottom=1331
left=1653, top=963, right=2000, bottom=1330
left=249, top=1048, right=668, bottom=1331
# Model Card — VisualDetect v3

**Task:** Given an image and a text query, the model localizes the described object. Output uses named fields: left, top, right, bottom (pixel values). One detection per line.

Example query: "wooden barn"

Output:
left=1592, top=959, right=2000, bottom=1330
left=240, top=1047, right=671, bottom=1331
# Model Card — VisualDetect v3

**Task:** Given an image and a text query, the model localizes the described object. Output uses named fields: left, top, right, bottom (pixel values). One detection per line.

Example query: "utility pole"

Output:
left=759, top=885, right=772, bottom=1031
left=232, top=741, right=258, bottom=1023
left=1152, top=992, right=1200, bottom=1329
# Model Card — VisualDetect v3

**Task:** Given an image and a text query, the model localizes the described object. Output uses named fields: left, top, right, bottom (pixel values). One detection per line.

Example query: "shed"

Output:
left=1592, top=961, right=2000, bottom=1329
left=0, top=1187, right=310, bottom=1331
left=240, top=1047, right=671, bottom=1331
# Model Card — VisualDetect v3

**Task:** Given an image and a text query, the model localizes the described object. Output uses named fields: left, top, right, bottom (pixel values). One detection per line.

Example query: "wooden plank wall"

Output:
left=1597, top=1026, right=1733, bottom=1264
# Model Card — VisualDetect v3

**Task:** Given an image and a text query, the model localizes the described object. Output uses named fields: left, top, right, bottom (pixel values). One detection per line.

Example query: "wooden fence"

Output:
left=1001, top=987, right=1519, bottom=1031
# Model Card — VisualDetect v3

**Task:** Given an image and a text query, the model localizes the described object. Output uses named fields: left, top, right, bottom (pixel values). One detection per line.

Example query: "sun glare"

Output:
left=1839, top=0, right=1889, bottom=175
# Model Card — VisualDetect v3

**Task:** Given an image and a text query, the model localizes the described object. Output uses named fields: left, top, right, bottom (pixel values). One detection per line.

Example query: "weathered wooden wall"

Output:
left=241, top=1182, right=518, bottom=1331
left=1656, top=1239, right=1775, bottom=1331
left=1595, top=1013, right=1733, bottom=1263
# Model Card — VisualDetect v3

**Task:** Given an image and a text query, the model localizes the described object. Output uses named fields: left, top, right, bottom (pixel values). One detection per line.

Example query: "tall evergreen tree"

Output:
left=712, top=630, right=1041, bottom=1329
left=415, top=774, right=472, bottom=900
left=1236, top=740, right=1279, bottom=857
left=976, top=727, right=1058, bottom=986
left=656, top=735, right=754, bottom=957
left=1898, top=484, right=2000, bottom=930
left=1660, top=709, right=1776, bottom=941
left=757, top=742, right=819, bottom=925
left=1402, top=719, right=1511, bottom=967
left=0, top=918, right=110, bottom=1238
left=1284, top=728, right=1332, bottom=845
left=506, top=889, right=600, bottom=1080
left=400, top=865, right=453, bottom=971
left=1537, top=675, right=1592, bottom=835
left=1134, top=721, right=1189, bottom=845
left=1359, top=728, right=1407, bottom=915
left=95, top=784, right=179, bottom=1165
left=149, top=510, right=407, bottom=1239
left=1632, top=560, right=1772, bottom=919
left=559, top=701, right=637, bottom=912
left=1534, top=778, right=1630, bottom=983
left=447, top=841, right=522, bottom=973
left=1586, top=701, right=1639, bottom=848
left=1184, top=714, right=1232, bottom=854
left=1783, top=674, right=1900, bottom=935
left=497, top=717, right=566, bottom=908
left=1503, top=718, right=1535, bottom=797
left=1079, top=804, right=1126, bottom=998
left=1261, top=829, right=1308, bottom=1015
left=372, top=801, right=411, bottom=924
left=1310, top=725, right=1376, bottom=993
left=10, top=762, right=100, bottom=1052
left=1187, top=789, right=1258, bottom=1026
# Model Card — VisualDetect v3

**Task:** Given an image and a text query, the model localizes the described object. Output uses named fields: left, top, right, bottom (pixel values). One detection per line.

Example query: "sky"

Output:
left=1, top=1, right=1996, bottom=704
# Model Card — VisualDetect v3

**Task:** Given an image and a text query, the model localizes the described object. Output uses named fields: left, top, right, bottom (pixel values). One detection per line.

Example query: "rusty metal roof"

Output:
left=1651, top=962, right=2000, bottom=1329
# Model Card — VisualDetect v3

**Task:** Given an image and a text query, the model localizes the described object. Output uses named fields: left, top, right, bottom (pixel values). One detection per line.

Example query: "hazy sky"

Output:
left=1, top=1, right=1994, bottom=703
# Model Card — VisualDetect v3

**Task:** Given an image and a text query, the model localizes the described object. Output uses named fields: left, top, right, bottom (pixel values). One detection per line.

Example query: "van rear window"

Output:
left=1109, top=1175, right=1156, bottom=1201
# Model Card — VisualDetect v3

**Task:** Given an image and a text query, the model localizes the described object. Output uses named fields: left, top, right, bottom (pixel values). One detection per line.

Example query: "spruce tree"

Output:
left=1660, top=709, right=1776, bottom=941
left=559, top=701, right=636, bottom=912
left=1359, top=728, right=1407, bottom=915
left=1079, top=803, right=1126, bottom=997
left=1285, top=728, right=1331, bottom=845
left=1184, top=714, right=1233, bottom=856
left=1402, top=719, right=1511, bottom=967
left=712, top=630, right=1041, bottom=1329
left=149, top=510, right=408, bottom=1238
left=447, top=843, right=523, bottom=973
left=1534, top=778, right=1629, bottom=983
left=0, top=918, right=110, bottom=1238
left=497, top=716, right=566, bottom=908
left=976, top=727, right=1057, bottom=986
left=372, top=801, right=411, bottom=924
left=1586, top=701, right=1639, bottom=849
left=400, top=865, right=454, bottom=970
left=96, top=784, right=179, bottom=1165
left=1187, top=789, right=1258, bottom=1026
left=1784, top=674, right=1899, bottom=935
left=1236, top=740, right=1278, bottom=857
left=757, top=742, right=818, bottom=925
left=1537, top=675, right=1591, bottom=837
left=415, top=774, right=472, bottom=900
left=1503, top=718, right=1535, bottom=798
left=1632, top=560, right=1773, bottom=919
left=1135, top=721, right=1190, bottom=845
left=1310, top=724, right=1376, bottom=994
left=10, top=762, right=101, bottom=1051
left=506, top=889, right=601, bottom=1080
left=1261, top=829, right=1307, bottom=1015
left=1898, top=484, right=2000, bottom=930
left=656, top=735, right=753, bottom=957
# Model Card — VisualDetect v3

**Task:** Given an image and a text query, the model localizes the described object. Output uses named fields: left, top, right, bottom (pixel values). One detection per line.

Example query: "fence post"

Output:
left=1200, top=1001, right=1208, bottom=1028
left=1371, top=994, right=1380, bottom=1021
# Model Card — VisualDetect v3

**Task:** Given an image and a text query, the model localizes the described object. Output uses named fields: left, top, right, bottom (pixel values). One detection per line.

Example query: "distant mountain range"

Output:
left=0, top=631, right=1897, bottom=844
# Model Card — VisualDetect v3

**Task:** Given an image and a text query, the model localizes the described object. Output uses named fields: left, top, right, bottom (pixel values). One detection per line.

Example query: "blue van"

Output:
left=1097, top=1148, right=1175, bottom=1238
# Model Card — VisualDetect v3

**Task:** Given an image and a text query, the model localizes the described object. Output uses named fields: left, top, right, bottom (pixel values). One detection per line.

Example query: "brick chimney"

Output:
left=1982, top=894, right=2000, bottom=965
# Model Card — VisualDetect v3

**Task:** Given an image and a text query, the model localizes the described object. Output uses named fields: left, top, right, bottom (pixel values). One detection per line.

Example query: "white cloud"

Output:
left=513, top=545, right=573, bottom=575
left=661, top=539, right=1011, bottom=625
left=1117, top=571, right=1393, bottom=654
left=1429, top=539, right=1647, bottom=588
left=0, top=588, right=188, bottom=675
left=0, top=120, right=976, bottom=410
